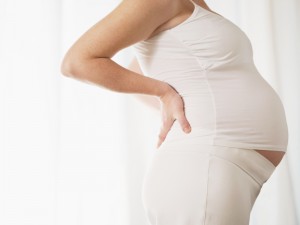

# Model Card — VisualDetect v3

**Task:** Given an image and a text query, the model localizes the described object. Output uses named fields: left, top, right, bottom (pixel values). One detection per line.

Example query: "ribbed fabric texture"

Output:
left=133, top=0, right=288, bottom=152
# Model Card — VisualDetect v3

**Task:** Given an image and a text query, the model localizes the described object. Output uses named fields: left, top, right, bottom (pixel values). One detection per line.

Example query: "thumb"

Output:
left=177, top=112, right=191, bottom=133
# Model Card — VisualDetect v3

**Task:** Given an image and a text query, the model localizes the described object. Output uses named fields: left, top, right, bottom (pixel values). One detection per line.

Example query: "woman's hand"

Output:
left=157, top=85, right=192, bottom=148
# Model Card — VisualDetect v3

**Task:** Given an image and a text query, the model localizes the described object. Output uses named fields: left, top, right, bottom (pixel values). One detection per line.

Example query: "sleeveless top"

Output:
left=132, top=0, right=289, bottom=152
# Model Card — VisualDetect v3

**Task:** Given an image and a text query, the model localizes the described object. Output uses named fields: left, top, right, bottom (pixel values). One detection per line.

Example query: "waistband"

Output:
left=156, top=143, right=276, bottom=186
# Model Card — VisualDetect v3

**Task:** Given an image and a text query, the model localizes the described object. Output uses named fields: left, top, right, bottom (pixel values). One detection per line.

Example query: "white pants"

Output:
left=141, top=143, right=276, bottom=225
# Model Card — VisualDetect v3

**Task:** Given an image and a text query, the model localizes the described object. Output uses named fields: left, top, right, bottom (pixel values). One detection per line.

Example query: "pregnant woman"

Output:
left=61, top=0, right=289, bottom=224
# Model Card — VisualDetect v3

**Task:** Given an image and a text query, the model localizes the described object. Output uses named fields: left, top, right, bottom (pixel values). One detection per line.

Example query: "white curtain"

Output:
left=0, top=0, right=298, bottom=224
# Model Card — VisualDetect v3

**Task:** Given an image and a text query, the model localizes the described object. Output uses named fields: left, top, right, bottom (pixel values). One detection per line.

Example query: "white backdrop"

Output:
left=0, top=0, right=299, bottom=224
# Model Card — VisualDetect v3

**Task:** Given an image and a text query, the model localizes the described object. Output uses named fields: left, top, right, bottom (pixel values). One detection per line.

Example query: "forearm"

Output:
left=126, top=57, right=161, bottom=111
left=61, top=57, right=171, bottom=98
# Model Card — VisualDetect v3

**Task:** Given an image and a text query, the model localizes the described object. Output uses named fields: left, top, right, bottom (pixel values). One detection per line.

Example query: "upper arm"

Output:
left=63, top=0, right=180, bottom=61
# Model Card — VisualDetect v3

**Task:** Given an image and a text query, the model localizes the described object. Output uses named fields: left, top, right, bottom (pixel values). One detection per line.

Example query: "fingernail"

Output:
left=184, top=127, right=191, bottom=133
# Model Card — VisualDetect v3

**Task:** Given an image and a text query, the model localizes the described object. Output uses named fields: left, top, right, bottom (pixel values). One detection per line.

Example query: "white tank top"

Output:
left=132, top=0, right=289, bottom=152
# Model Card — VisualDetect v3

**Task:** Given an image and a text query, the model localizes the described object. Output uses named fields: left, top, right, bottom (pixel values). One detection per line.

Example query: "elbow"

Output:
left=60, top=53, right=107, bottom=79
left=60, top=52, right=89, bottom=78
left=60, top=57, right=72, bottom=77
left=60, top=56, right=80, bottom=77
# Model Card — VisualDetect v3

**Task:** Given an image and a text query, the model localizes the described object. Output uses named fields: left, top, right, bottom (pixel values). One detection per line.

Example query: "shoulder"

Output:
left=61, top=0, right=184, bottom=67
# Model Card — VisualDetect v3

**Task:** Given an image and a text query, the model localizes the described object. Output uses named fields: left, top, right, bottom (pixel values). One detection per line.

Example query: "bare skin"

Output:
left=61, top=0, right=285, bottom=167
left=253, top=149, right=285, bottom=167
left=61, top=0, right=192, bottom=145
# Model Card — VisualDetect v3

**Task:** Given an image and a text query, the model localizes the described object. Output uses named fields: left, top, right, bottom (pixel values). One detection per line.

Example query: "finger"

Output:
left=177, top=111, right=191, bottom=133
left=156, top=139, right=163, bottom=149
left=157, top=118, right=174, bottom=148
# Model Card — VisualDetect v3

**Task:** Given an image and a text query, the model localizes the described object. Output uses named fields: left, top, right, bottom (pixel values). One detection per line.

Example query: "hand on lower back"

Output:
left=157, top=85, right=191, bottom=148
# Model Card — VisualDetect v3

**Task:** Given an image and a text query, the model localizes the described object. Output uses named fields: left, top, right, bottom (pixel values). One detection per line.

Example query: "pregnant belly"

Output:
left=161, top=67, right=288, bottom=167
left=165, top=87, right=288, bottom=167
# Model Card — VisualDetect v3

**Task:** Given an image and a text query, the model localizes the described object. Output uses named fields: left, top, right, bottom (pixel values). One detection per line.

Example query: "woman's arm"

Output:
left=127, top=57, right=161, bottom=111
left=60, top=0, right=181, bottom=99
left=60, top=0, right=191, bottom=147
